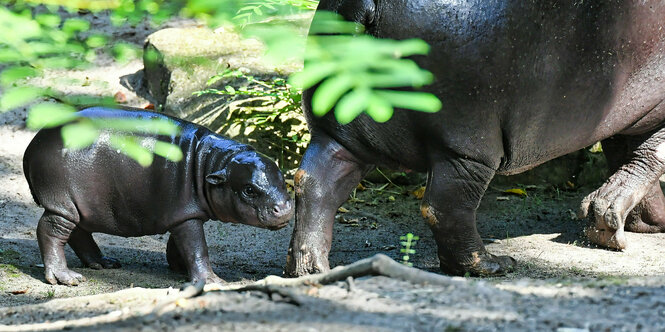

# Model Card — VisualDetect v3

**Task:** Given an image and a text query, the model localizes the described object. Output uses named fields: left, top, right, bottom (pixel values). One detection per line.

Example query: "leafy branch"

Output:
left=289, top=12, right=441, bottom=124
left=234, top=0, right=317, bottom=26
left=195, top=69, right=307, bottom=168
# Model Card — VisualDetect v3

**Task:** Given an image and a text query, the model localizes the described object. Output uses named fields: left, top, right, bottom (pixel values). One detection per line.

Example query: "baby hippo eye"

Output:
left=242, top=185, right=257, bottom=198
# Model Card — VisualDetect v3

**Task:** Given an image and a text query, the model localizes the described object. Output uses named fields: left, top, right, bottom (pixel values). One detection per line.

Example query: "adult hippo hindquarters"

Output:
left=286, top=0, right=665, bottom=276
left=24, top=107, right=293, bottom=285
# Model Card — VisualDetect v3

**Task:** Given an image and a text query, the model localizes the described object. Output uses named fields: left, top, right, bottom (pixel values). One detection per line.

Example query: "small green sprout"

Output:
left=399, top=233, right=419, bottom=267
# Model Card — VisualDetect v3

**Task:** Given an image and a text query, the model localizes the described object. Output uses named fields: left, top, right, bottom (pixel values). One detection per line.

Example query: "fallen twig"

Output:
left=2, top=254, right=457, bottom=331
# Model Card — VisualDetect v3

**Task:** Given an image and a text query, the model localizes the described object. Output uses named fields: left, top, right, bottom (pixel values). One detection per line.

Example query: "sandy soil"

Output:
left=1, top=11, right=665, bottom=332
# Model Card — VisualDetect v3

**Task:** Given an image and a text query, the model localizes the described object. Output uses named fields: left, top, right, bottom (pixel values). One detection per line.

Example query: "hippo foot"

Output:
left=579, top=178, right=641, bottom=250
left=580, top=191, right=629, bottom=250
left=440, top=252, right=516, bottom=276
left=584, top=222, right=626, bottom=250
left=45, top=268, right=86, bottom=286
left=86, top=256, right=121, bottom=270
left=284, top=246, right=330, bottom=277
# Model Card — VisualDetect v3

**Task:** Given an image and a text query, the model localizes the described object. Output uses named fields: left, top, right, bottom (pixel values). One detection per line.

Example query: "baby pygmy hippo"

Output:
left=23, top=107, right=293, bottom=285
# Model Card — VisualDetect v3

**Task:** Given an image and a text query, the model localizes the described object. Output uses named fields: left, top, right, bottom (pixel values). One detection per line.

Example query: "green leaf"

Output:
left=35, top=13, right=61, bottom=28
left=366, top=94, right=394, bottom=123
left=0, top=49, right=23, bottom=62
left=393, top=39, right=430, bottom=57
left=311, top=73, right=354, bottom=116
left=26, top=41, right=60, bottom=56
left=0, top=67, right=39, bottom=87
left=26, top=103, right=78, bottom=129
left=309, top=11, right=364, bottom=35
left=90, top=118, right=180, bottom=136
left=288, top=62, right=337, bottom=89
left=61, top=121, right=100, bottom=149
left=334, top=88, right=370, bottom=124
left=85, top=34, right=108, bottom=48
left=60, top=95, right=115, bottom=107
left=0, top=86, right=45, bottom=111
left=153, top=141, right=184, bottom=162
left=90, top=118, right=181, bottom=136
left=112, top=43, right=139, bottom=63
left=374, top=90, right=442, bottom=113
left=109, top=135, right=154, bottom=167
left=62, top=18, right=90, bottom=34
left=34, top=57, right=78, bottom=69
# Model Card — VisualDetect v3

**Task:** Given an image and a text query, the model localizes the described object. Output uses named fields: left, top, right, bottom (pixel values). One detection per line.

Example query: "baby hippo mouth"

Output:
left=259, top=199, right=294, bottom=230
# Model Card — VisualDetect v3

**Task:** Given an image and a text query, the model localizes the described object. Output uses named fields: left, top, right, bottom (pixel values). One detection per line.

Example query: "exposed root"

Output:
left=198, top=253, right=459, bottom=305
left=2, top=254, right=456, bottom=331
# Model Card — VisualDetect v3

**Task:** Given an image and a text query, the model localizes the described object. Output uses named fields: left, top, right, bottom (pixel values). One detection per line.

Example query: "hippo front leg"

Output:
left=422, top=157, right=515, bottom=276
left=581, top=128, right=665, bottom=250
left=285, top=134, right=373, bottom=277
left=168, top=219, right=222, bottom=284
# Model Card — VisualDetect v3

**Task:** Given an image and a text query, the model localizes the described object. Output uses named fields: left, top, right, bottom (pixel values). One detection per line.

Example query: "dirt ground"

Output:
left=2, top=12, right=665, bottom=332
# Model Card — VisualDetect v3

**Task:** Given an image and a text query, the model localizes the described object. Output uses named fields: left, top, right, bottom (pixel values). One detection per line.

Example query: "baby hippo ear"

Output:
left=205, top=169, right=227, bottom=185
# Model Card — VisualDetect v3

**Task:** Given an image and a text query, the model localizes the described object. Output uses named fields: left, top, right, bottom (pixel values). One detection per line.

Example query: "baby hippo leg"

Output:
left=168, top=219, right=223, bottom=284
left=68, top=227, right=121, bottom=270
left=37, top=212, right=86, bottom=285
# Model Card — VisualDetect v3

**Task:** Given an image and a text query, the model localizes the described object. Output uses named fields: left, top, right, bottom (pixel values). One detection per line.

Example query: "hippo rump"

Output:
left=23, top=107, right=293, bottom=285
left=286, top=0, right=665, bottom=277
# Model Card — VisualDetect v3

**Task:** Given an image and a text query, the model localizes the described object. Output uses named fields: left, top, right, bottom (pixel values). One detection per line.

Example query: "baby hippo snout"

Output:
left=265, top=199, right=293, bottom=230
left=272, top=200, right=293, bottom=219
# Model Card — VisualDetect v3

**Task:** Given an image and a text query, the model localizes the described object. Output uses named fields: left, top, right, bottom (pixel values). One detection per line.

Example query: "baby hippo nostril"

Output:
left=272, top=200, right=293, bottom=218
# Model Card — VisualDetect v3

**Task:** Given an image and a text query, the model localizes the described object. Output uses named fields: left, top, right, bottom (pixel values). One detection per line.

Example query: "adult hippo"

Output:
left=286, top=0, right=665, bottom=276
left=24, top=107, right=293, bottom=285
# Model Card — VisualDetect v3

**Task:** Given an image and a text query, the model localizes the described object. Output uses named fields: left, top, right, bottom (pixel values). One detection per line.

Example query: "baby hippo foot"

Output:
left=89, top=256, right=121, bottom=270
left=45, top=267, right=86, bottom=286
left=166, top=234, right=224, bottom=284
left=440, top=251, right=515, bottom=276
left=68, top=228, right=121, bottom=270
left=79, top=254, right=121, bottom=270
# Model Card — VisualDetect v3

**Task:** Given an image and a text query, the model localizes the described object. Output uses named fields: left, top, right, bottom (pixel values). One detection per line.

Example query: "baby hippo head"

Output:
left=205, top=150, right=293, bottom=230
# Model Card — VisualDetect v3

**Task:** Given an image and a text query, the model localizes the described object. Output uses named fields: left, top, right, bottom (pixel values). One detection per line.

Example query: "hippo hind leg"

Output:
left=68, top=227, right=121, bottom=270
left=624, top=183, right=665, bottom=233
left=602, top=135, right=665, bottom=233
left=423, top=157, right=515, bottom=276
left=37, top=212, right=86, bottom=285
left=581, top=130, right=665, bottom=249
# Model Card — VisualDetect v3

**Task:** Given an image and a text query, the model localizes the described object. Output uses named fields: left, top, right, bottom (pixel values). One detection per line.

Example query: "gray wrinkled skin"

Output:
left=23, top=107, right=293, bottom=286
left=286, top=0, right=665, bottom=277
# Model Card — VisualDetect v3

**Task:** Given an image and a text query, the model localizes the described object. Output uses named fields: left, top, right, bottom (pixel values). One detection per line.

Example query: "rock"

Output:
left=143, top=26, right=299, bottom=117
left=142, top=23, right=308, bottom=169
